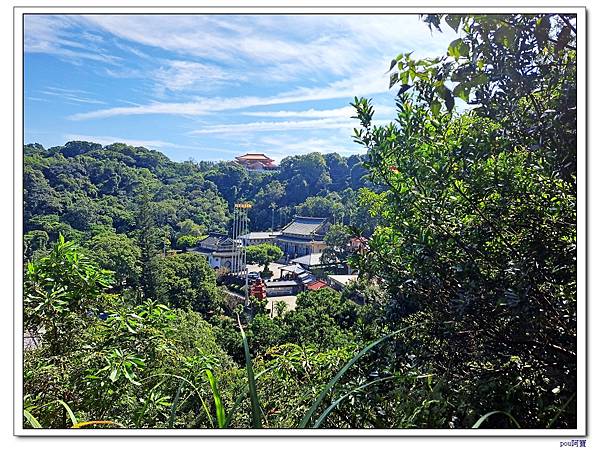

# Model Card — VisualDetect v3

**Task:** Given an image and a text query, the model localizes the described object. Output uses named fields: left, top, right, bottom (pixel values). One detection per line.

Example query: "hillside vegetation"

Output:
left=23, top=13, right=577, bottom=429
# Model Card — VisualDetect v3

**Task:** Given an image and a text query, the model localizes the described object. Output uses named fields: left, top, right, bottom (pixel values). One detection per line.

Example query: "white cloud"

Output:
left=189, top=118, right=356, bottom=135
left=40, top=87, right=106, bottom=105
left=153, top=60, right=237, bottom=93
left=69, top=61, right=395, bottom=120
left=242, top=106, right=356, bottom=119
left=25, top=15, right=121, bottom=64
left=81, top=15, right=455, bottom=82
left=189, top=116, right=390, bottom=136
left=28, top=14, right=459, bottom=162
left=242, top=104, right=396, bottom=119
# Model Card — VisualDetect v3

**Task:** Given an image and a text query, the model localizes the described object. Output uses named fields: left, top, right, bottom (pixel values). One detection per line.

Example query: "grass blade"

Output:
left=56, top=400, right=77, bottom=426
left=167, top=379, right=184, bottom=428
left=205, top=369, right=226, bottom=428
left=224, top=367, right=273, bottom=428
left=238, top=314, right=262, bottom=428
left=138, top=372, right=213, bottom=428
left=313, top=376, right=394, bottom=428
left=24, top=409, right=42, bottom=428
left=546, top=392, right=576, bottom=428
left=72, top=420, right=125, bottom=428
left=298, top=325, right=415, bottom=428
left=472, top=410, right=521, bottom=429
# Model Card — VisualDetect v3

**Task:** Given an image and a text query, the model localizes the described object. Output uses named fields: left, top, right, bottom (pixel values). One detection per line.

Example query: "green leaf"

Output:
left=109, top=367, right=119, bottom=382
left=431, top=100, right=442, bottom=116
left=238, top=315, right=262, bottom=428
left=471, top=73, right=489, bottom=86
left=297, top=324, right=417, bottom=428
left=436, top=84, right=455, bottom=112
left=387, top=59, right=397, bottom=73
left=24, top=409, right=42, bottom=428
left=494, top=25, right=516, bottom=49
left=313, top=376, right=394, bottom=428
left=168, top=379, right=184, bottom=428
left=445, top=15, right=463, bottom=33
left=453, top=83, right=470, bottom=102
left=224, top=367, right=274, bottom=428
left=546, top=393, right=576, bottom=428
left=397, top=84, right=411, bottom=95
left=535, top=15, right=551, bottom=49
left=472, top=411, right=521, bottom=428
left=448, top=38, right=469, bottom=59
left=56, top=400, right=77, bottom=426
left=205, top=369, right=226, bottom=428
left=389, top=72, right=399, bottom=89
left=400, top=70, right=409, bottom=85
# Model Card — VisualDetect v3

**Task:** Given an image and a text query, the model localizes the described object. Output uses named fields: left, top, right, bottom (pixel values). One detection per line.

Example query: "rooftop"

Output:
left=194, top=233, right=234, bottom=251
left=280, top=216, right=328, bottom=237
left=240, top=231, right=282, bottom=240
left=306, top=280, right=328, bottom=291
left=291, top=252, right=325, bottom=267
left=327, top=274, right=359, bottom=286
left=235, top=153, right=275, bottom=162
left=265, top=280, right=301, bottom=288
left=279, top=264, right=307, bottom=275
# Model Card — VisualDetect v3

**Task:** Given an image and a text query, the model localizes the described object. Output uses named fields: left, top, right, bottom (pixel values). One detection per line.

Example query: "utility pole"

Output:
left=233, top=202, right=252, bottom=306
left=270, top=202, right=276, bottom=231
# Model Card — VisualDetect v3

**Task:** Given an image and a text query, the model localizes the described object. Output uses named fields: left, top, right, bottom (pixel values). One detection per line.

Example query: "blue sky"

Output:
left=24, top=14, right=457, bottom=162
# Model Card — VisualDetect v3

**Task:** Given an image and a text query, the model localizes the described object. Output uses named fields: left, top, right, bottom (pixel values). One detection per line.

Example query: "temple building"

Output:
left=275, top=216, right=330, bottom=259
left=191, top=233, right=242, bottom=271
left=234, top=153, right=277, bottom=171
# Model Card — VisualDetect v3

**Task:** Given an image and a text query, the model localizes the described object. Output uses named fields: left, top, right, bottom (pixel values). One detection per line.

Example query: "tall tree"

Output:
left=352, top=13, right=577, bottom=427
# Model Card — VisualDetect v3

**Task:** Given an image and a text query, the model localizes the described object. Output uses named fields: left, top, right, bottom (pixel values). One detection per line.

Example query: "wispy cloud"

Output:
left=189, top=117, right=390, bottom=136
left=25, top=15, right=121, bottom=64
left=69, top=62, right=394, bottom=120
left=189, top=118, right=356, bottom=135
left=40, top=87, right=106, bottom=105
left=26, top=14, right=458, bottom=162
left=153, top=60, right=238, bottom=94
left=82, top=15, right=454, bottom=81
left=242, top=105, right=396, bottom=119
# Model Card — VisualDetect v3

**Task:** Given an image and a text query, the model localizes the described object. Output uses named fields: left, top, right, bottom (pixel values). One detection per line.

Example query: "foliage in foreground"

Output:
left=351, top=13, right=577, bottom=428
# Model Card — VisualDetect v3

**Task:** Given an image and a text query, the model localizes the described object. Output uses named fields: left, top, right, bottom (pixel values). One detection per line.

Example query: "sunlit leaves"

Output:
left=448, top=38, right=470, bottom=59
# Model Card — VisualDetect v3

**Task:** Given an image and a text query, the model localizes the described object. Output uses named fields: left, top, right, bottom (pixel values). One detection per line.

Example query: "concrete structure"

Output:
left=191, top=233, right=239, bottom=270
left=235, top=153, right=277, bottom=171
left=290, top=252, right=328, bottom=270
left=239, top=231, right=281, bottom=247
left=327, top=274, right=359, bottom=291
left=276, top=216, right=330, bottom=259
left=265, top=280, right=302, bottom=296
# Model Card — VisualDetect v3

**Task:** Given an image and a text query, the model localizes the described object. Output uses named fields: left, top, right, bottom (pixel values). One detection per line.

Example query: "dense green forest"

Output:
left=23, top=13, right=577, bottom=429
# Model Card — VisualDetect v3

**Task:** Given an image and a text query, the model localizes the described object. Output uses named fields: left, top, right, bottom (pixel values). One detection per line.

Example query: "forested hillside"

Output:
left=23, top=13, right=577, bottom=430
left=24, top=141, right=375, bottom=260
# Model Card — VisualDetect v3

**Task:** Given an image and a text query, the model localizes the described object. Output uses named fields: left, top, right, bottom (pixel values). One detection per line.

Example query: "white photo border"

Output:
left=13, top=3, right=587, bottom=437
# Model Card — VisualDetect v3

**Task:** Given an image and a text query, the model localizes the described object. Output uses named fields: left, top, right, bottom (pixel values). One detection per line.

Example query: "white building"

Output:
left=191, top=233, right=243, bottom=271
left=239, top=231, right=281, bottom=247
